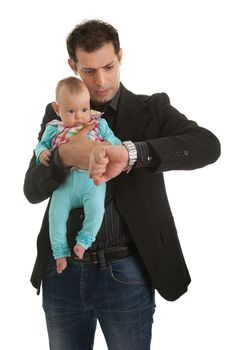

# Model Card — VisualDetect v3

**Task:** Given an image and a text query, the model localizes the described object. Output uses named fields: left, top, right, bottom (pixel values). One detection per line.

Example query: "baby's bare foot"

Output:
left=56, top=257, right=67, bottom=273
left=74, top=245, right=86, bottom=259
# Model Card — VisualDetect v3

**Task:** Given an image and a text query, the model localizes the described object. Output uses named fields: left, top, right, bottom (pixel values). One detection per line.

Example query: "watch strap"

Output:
left=122, top=141, right=138, bottom=166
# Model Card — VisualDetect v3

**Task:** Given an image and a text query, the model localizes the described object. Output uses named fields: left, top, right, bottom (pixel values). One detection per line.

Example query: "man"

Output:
left=24, top=19, right=221, bottom=350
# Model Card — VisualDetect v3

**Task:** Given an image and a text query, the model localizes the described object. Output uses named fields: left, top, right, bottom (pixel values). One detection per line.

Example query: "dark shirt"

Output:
left=91, top=86, right=133, bottom=249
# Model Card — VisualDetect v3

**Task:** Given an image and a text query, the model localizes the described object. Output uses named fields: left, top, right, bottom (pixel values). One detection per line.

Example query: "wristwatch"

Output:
left=122, top=141, right=138, bottom=166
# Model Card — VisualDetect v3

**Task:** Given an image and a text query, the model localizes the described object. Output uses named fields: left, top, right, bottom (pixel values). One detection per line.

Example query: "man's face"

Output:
left=70, top=43, right=122, bottom=106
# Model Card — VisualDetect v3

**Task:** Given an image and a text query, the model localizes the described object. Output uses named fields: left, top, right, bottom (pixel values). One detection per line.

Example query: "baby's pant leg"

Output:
left=49, top=181, right=75, bottom=259
left=76, top=182, right=106, bottom=249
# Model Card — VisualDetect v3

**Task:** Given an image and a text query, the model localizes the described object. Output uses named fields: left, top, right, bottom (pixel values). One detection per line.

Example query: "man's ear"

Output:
left=118, top=48, right=123, bottom=64
left=68, top=58, right=77, bottom=74
left=52, top=102, right=59, bottom=116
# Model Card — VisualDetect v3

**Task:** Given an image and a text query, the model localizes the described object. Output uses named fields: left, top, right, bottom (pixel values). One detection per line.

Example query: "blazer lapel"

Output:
left=108, top=84, right=151, bottom=193
left=114, top=84, right=150, bottom=141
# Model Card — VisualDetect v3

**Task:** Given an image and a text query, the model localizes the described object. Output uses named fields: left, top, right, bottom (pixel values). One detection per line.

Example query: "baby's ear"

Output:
left=52, top=102, right=59, bottom=116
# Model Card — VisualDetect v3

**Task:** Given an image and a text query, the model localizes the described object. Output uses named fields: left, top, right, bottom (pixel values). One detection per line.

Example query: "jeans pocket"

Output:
left=109, top=255, right=151, bottom=285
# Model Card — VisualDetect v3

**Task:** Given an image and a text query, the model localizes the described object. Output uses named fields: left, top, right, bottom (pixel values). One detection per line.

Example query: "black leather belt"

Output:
left=67, top=246, right=135, bottom=269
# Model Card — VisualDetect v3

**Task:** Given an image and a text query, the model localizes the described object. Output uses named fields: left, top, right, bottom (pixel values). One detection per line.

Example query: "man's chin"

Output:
left=92, top=94, right=113, bottom=106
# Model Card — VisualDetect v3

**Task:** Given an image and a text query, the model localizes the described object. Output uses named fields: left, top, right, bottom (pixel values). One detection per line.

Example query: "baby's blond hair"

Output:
left=55, top=76, right=85, bottom=101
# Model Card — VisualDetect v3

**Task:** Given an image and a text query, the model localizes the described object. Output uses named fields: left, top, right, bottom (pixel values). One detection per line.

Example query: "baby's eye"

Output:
left=68, top=109, right=75, bottom=114
left=82, top=108, right=88, bottom=112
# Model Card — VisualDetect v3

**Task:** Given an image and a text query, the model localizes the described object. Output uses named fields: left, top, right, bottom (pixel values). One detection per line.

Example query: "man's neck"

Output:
left=91, top=85, right=121, bottom=112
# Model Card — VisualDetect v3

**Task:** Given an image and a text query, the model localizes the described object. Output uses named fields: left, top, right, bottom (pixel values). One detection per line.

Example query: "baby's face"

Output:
left=58, top=86, right=91, bottom=127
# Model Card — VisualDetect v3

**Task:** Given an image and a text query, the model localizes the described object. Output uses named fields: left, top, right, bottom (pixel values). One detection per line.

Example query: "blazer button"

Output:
left=184, top=150, right=189, bottom=156
left=170, top=152, right=176, bottom=158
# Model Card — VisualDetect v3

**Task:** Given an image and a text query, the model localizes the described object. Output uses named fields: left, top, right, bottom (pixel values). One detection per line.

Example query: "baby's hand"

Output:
left=74, top=244, right=86, bottom=259
left=39, top=150, right=51, bottom=166
left=56, top=257, right=67, bottom=273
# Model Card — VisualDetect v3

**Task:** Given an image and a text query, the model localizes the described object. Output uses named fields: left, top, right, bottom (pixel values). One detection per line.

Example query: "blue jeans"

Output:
left=42, top=254, right=156, bottom=349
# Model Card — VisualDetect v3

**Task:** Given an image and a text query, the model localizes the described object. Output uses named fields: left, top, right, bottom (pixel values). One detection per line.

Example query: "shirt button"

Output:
left=184, top=150, right=189, bottom=156
left=147, top=156, right=152, bottom=162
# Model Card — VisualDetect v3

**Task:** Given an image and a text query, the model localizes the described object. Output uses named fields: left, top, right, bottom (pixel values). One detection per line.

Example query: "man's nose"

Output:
left=95, top=69, right=105, bottom=86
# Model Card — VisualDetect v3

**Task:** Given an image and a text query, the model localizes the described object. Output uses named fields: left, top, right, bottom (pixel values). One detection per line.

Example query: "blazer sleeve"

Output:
left=146, top=93, right=221, bottom=173
left=23, top=103, right=67, bottom=204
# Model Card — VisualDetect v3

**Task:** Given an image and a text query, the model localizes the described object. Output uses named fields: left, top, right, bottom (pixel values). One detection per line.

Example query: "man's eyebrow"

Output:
left=82, top=60, right=116, bottom=71
left=103, top=60, right=115, bottom=67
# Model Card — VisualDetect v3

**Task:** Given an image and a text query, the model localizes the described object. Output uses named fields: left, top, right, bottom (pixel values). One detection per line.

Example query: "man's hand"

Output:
left=58, top=121, right=109, bottom=169
left=89, top=145, right=129, bottom=185
left=39, top=150, right=52, bottom=167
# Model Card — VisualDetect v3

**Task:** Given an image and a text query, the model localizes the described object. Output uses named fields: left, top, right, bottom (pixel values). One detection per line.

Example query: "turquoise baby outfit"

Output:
left=35, top=111, right=121, bottom=259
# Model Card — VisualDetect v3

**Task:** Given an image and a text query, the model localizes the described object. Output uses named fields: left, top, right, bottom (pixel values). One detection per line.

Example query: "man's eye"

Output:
left=84, top=70, right=94, bottom=76
left=105, top=65, right=114, bottom=71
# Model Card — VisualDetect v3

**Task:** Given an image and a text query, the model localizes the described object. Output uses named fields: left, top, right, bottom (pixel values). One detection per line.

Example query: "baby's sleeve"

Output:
left=35, top=125, right=58, bottom=165
left=98, top=119, right=121, bottom=145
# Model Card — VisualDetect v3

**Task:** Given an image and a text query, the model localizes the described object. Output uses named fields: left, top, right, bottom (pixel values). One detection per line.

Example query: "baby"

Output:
left=35, top=77, right=121, bottom=273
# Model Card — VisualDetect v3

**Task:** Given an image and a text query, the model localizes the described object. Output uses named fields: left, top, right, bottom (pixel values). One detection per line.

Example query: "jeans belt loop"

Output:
left=97, top=250, right=107, bottom=270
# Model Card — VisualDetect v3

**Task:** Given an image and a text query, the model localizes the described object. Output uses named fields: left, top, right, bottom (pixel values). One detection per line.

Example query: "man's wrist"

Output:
left=122, top=141, right=138, bottom=166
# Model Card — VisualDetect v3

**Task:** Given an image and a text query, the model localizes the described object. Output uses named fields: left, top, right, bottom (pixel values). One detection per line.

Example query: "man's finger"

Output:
left=95, top=141, right=111, bottom=147
left=89, top=147, right=109, bottom=178
left=90, top=165, right=108, bottom=178
left=94, top=147, right=108, bottom=164
left=78, top=120, right=96, bottom=137
left=92, top=175, right=109, bottom=186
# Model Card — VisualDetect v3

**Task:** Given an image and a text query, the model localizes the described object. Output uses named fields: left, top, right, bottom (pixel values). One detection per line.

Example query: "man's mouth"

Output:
left=95, top=89, right=110, bottom=96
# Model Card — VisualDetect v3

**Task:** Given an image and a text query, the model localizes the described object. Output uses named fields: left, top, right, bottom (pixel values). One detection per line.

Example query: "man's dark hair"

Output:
left=66, top=19, right=120, bottom=63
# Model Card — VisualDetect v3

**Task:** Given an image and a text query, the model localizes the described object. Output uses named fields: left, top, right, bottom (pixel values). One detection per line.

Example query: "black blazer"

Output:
left=24, top=84, right=220, bottom=301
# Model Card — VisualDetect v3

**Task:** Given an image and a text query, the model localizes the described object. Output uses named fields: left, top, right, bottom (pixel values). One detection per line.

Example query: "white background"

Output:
left=0, top=0, right=232, bottom=349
